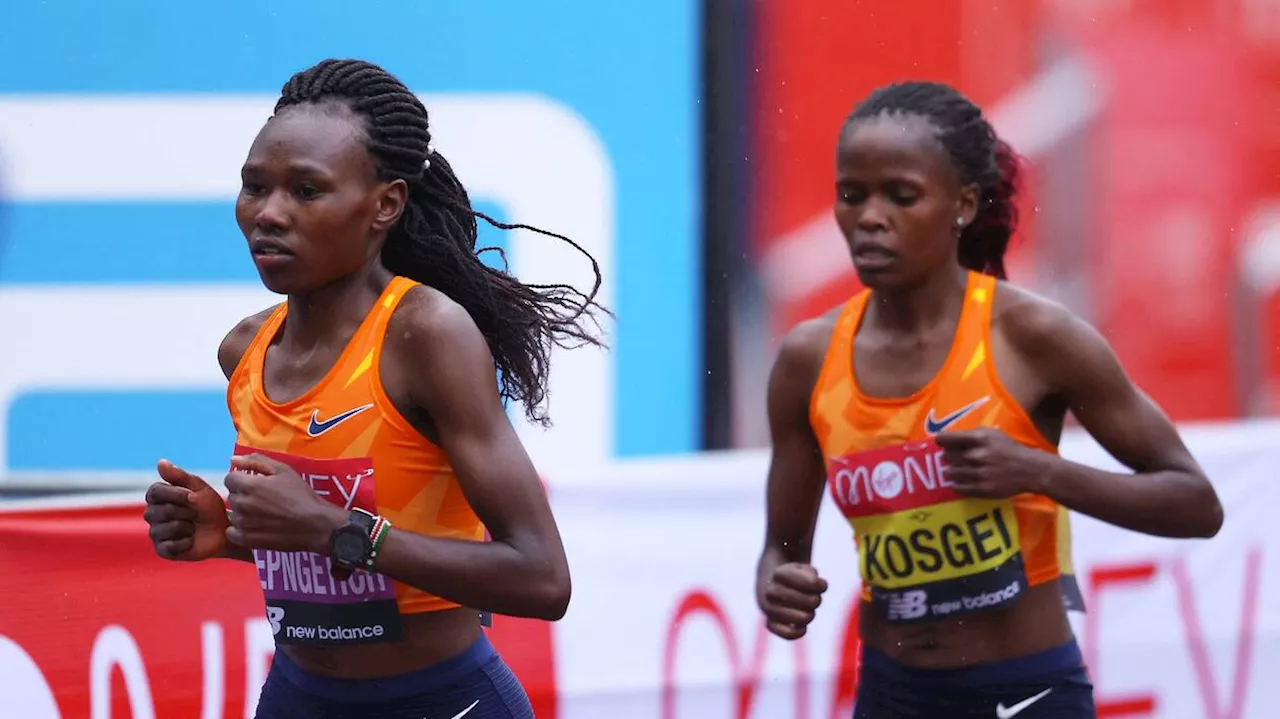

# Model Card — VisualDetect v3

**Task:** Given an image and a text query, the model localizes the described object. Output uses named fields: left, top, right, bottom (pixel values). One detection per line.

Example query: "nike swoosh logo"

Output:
left=996, top=687, right=1052, bottom=718
left=306, top=403, right=374, bottom=437
left=924, top=395, right=991, bottom=435
left=449, top=699, right=479, bottom=719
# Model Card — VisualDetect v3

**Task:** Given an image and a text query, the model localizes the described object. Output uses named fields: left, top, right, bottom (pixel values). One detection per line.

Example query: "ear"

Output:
left=372, top=178, right=409, bottom=232
left=956, top=183, right=980, bottom=229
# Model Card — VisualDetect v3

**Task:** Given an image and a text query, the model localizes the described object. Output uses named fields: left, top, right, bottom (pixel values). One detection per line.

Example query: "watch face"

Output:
left=349, top=509, right=377, bottom=533
left=332, top=530, right=370, bottom=565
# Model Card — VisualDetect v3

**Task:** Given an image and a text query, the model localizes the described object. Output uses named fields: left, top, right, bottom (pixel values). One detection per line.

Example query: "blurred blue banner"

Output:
left=0, top=1, right=702, bottom=476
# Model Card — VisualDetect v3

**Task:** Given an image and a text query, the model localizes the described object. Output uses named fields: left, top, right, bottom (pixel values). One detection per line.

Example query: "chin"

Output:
left=855, top=266, right=933, bottom=294
left=255, top=271, right=306, bottom=296
left=853, top=267, right=899, bottom=291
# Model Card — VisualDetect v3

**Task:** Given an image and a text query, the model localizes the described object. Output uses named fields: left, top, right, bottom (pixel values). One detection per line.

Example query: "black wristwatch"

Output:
left=329, top=508, right=377, bottom=569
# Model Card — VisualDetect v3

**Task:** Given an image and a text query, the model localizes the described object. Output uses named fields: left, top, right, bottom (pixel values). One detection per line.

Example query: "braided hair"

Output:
left=273, top=59, right=606, bottom=426
left=846, top=81, right=1022, bottom=279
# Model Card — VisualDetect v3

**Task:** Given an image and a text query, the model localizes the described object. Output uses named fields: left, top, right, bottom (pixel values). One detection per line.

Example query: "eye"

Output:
left=240, top=181, right=267, bottom=196
left=838, top=185, right=867, bottom=205
left=294, top=184, right=323, bottom=201
left=885, top=183, right=920, bottom=206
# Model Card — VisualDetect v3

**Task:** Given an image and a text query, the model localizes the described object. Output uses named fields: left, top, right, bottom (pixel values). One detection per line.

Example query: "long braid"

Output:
left=274, top=59, right=607, bottom=425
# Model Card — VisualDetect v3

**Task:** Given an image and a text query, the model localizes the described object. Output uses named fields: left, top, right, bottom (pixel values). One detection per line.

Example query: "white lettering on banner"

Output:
left=0, top=635, right=61, bottom=718
left=0, top=94, right=616, bottom=476
left=201, top=622, right=224, bottom=719
left=0, top=619, right=277, bottom=719
left=245, top=618, right=276, bottom=719
left=90, top=625, right=156, bottom=719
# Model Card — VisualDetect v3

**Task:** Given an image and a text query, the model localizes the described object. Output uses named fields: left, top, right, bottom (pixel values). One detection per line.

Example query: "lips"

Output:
left=851, top=242, right=897, bottom=270
left=249, top=237, right=294, bottom=257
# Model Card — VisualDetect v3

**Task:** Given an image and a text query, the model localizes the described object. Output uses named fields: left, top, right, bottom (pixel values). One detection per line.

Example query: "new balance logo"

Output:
left=924, top=396, right=990, bottom=435
left=306, top=404, right=374, bottom=437
left=885, top=589, right=929, bottom=621
left=266, top=606, right=284, bottom=636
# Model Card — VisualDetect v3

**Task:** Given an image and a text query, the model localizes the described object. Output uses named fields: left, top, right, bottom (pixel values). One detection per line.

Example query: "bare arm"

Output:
left=365, top=294, right=571, bottom=620
left=215, top=308, right=276, bottom=564
left=756, top=319, right=833, bottom=606
left=1005, top=294, right=1224, bottom=538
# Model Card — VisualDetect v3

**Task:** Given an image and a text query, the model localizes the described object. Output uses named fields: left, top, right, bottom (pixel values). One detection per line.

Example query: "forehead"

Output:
left=244, top=103, right=374, bottom=176
left=836, top=113, right=957, bottom=183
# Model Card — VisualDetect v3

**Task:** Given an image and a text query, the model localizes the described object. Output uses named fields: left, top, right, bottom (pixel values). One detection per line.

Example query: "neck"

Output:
left=281, top=260, right=394, bottom=350
left=866, top=264, right=969, bottom=334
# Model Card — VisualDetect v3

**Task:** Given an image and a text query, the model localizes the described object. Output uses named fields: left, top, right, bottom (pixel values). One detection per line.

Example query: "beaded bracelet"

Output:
left=366, top=515, right=393, bottom=568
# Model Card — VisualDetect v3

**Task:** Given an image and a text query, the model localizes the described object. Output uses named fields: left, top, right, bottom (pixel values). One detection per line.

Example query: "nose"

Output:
left=855, top=196, right=891, bottom=233
left=254, top=189, right=291, bottom=233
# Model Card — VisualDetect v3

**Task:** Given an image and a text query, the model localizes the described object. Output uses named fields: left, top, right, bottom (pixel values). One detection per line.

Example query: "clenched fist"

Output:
left=759, top=562, right=829, bottom=640
left=143, top=459, right=229, bottom=561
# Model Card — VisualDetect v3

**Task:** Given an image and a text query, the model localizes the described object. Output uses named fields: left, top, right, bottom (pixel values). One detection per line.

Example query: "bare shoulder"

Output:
left=991, top=280, right=1118, bottom=388
left=382, top=284, right=502, bottom=425
left=992, top=282, right=1089, bottom=351
left=384, top=284, right=489, bottom=362
left=779, top=305, right=841, bottom=363
left=771, top=306, right=843, bottom=394
left=217, top=305, right=280, bottom=381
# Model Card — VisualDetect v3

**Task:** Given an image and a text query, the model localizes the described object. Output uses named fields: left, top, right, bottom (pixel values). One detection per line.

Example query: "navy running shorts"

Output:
left=254, top=632, right=534, bottom=719
left=853, top=639, right=1096, bottom=718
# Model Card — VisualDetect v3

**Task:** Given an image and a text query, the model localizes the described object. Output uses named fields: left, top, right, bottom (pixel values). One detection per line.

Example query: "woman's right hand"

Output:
left=143, top=459, right=230, bottom=561
left=760, top=562, right=829, bottom=640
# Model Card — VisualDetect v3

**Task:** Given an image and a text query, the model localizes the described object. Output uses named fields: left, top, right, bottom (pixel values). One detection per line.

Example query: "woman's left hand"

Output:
left=224, top=454, right=347, bottom=554
left=937, top=427, right=1052, bottom=499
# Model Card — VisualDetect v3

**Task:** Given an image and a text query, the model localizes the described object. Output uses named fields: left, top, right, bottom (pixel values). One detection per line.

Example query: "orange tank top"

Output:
left=809, top=271, right=1082, bottom=623
left=226, top=276, right=485, bottom=645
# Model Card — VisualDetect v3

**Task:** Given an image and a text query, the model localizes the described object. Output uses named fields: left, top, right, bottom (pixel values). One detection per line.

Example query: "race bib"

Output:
left=234, top=445, right=404, bottom=645
left=827, top=439, right=1028, bottom=623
